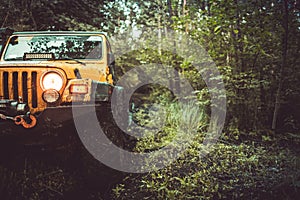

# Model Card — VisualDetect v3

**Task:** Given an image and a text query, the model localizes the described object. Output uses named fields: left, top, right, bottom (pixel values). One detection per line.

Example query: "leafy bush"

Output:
left=113, top=141, right=299, bottom=199
left=113, top=93, right=299, bottom=199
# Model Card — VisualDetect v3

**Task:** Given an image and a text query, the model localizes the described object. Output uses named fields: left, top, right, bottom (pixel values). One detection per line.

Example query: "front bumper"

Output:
left=0, top=103, right=111, bottom=146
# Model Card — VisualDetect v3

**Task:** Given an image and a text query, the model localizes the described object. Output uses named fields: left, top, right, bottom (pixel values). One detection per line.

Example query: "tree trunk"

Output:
left=158, top=15, right=162, bottom=55
left=272, top=0, right=289, bottom=130
left=183, top=0, right=188, bottom=33
left=167, top=0, right=180, bottom=94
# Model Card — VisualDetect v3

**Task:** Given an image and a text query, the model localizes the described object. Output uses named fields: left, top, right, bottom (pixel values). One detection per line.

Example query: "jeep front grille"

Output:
left=1, top=71, right=38, bottom=108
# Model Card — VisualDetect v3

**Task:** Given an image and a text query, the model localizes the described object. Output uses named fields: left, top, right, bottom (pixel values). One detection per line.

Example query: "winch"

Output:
left=0, top=100, right=37, bottom=128
left=0, top=100, right=29, bottom=116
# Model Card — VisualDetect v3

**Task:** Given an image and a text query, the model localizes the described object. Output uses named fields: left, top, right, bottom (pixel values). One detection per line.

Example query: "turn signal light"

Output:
left=70, top=84, right=88, bottom=94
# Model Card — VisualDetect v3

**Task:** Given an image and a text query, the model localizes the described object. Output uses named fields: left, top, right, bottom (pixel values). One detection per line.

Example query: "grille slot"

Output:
left=13, top=72, right=18, bottom=100
left=1, top=71, right=38, bottom=109
left=22, top=72, right=28, bottom=103
left=31, top=72, right=38, bottom=108
left=3, top=72, right=9, bottom=99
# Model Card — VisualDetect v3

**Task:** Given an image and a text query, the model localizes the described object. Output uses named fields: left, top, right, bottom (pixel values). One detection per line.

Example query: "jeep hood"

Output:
left=0, top=60, right=107, bottom=80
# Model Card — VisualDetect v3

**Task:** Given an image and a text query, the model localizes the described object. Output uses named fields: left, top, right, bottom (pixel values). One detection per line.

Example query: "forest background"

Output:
left=0, top=0, right=299, bottom=199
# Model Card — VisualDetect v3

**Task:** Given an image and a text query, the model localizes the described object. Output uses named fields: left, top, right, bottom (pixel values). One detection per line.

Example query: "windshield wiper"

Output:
left=57, top=58, right=86, bottom=65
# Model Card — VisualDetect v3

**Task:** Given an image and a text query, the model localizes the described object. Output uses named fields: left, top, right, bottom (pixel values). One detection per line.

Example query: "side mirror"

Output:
left=107, top=53, right=116, bottom=83
left=108, top=53, right=115, bottom=65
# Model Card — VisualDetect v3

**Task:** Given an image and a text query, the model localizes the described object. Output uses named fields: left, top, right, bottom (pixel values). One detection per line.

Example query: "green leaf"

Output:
left=214, top=26, right=221, bottom=34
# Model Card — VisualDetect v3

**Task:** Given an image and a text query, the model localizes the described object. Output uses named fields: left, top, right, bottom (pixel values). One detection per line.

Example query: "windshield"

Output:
left=3, top=35, right=103, bottom=61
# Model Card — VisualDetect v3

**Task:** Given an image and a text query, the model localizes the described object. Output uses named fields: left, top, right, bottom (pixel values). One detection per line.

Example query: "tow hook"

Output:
left=0, top=112, right=37, bottom=129
left=15, top=112, right=37, bottom=128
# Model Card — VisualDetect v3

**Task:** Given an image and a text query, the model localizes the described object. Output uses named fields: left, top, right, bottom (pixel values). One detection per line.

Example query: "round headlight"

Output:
left=42, top=89, right=60, bottom=103
left=42, top=72, right=64, bottom=91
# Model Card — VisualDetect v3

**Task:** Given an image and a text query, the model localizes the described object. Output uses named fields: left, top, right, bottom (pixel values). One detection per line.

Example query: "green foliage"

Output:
left=132, top=99, right=206, bottom=153
left=0, top=0, right=126, bottom=33
left=113, top=140, right=299, bottom=199
left=111, top=1, right=299, bottom=199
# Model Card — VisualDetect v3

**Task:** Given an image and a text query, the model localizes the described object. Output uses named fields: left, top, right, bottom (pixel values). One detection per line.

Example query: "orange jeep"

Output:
left=0, top=29, right=122, bottom=146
